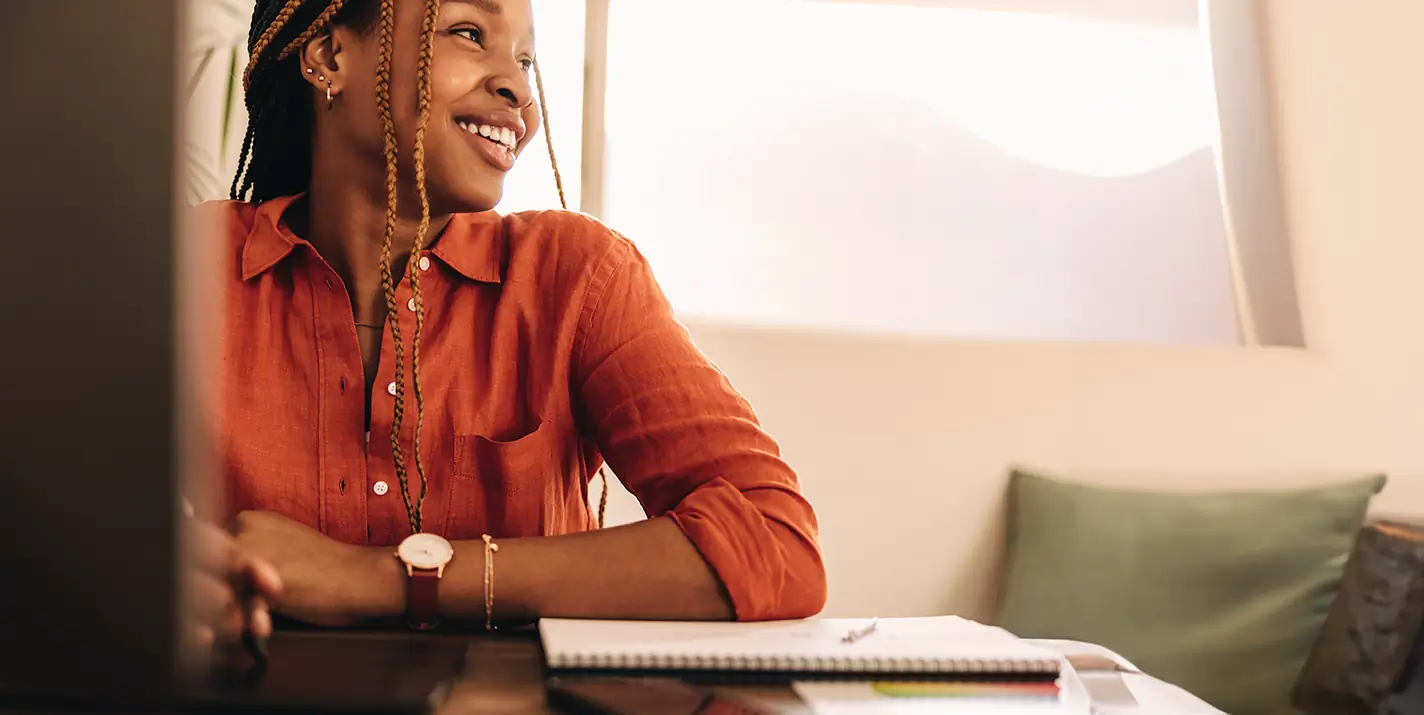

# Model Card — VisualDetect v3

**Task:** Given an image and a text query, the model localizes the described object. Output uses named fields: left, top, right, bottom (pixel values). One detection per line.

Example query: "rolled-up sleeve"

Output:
left=571, top=237, right=827, bottom=621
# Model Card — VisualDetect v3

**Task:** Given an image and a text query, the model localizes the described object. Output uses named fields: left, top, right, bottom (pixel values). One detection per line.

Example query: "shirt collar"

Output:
left=431, top=210, right=505, bottom=284
left=240, top=194, right=505, bottom=285
left=240, top=194, right=304, bottom=281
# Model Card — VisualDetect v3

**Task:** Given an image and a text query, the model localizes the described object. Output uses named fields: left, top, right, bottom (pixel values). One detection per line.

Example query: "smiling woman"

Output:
left=192, top=0, right=826, bottom=637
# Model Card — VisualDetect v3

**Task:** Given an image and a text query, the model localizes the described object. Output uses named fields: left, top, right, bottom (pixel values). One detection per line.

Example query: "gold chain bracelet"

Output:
left=482, top=534, right=499, bottom=632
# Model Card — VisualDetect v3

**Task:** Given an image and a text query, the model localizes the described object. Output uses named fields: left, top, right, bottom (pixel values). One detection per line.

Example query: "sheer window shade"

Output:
left=594, top=0, right=1258, bottom=345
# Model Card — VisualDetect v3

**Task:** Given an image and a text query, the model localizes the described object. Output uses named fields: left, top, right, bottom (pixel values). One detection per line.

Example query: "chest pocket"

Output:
left=444, top=421, right=557, bottom=539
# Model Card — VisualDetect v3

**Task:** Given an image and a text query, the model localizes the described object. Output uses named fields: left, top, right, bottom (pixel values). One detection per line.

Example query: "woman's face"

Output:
left=323, top=0, right=541, bottom=214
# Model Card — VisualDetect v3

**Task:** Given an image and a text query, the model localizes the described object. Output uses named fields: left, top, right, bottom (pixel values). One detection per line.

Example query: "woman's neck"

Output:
left=293, top=181, right=453, bottom=325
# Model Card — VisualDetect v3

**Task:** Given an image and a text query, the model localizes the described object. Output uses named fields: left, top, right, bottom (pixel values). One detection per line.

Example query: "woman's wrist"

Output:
left=483, top=537, right=543, bottom=623
left=351, top=544, right=407, bottom=621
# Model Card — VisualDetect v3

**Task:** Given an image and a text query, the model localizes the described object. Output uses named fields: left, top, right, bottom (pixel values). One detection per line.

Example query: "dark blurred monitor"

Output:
left=0, top=0, right=191, bottom=706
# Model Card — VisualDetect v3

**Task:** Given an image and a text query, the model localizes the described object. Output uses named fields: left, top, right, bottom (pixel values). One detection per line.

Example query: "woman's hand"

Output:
left=185, top=516, right=282, bottom=647
left=227, top=510, right=395, bottom=627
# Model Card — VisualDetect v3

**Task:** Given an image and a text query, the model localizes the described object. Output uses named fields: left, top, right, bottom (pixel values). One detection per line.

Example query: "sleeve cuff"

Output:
left=665, top=477, right=826, bottom=622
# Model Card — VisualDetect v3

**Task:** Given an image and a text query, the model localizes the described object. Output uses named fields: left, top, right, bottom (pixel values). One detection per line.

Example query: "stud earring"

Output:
left=305, top=68, right=314, bottom=75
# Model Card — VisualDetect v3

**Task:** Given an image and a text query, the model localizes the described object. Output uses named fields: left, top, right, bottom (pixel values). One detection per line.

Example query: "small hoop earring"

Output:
left=326, top=80, right=334, bottom=110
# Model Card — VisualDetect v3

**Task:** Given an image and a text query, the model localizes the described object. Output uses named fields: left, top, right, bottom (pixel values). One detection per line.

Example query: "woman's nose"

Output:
left=487, top=65, right=533, bottom=109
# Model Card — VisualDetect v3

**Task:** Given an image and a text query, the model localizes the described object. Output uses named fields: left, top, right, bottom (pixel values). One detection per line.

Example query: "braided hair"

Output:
left=236, top=0, right=605, bottom=532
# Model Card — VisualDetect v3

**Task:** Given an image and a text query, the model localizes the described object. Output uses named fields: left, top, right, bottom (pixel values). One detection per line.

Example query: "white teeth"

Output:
left=458, top=121, right=516, bottom=151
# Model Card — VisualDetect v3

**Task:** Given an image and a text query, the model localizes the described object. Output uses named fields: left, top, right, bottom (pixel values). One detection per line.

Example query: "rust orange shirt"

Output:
left=205, top=194, right=825, bottom=621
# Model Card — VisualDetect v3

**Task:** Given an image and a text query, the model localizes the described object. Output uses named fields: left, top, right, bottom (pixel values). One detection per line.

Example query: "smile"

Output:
left=458, top=121, right=515, bottom=150
left=456, top=119, right=518, bottom=172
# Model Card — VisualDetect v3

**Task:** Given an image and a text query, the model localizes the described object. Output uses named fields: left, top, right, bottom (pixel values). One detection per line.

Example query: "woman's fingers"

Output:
left=248, top=595, right=273, bottom=639
left=187, top=570, right=246, bottom=644
left=187, top=516, right=239, bottom=578
left=235, top=551, right=283, bottom=601
left=183, top=511, right=283, bottom=649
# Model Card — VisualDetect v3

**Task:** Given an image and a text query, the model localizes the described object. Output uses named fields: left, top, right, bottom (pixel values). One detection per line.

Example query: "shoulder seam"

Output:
left=571, top=235, right=634, bottom=382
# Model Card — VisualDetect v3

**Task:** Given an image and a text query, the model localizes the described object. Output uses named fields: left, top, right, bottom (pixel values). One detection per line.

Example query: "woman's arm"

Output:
left=356, top=517, right=733, bottom=622
left=367, top=233, right=827, bottom=623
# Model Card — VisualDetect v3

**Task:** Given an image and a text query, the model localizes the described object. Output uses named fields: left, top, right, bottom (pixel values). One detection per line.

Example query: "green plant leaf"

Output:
left=222, top=44, right=240, bottom=156
left=185, top=47, right=217, bottom=103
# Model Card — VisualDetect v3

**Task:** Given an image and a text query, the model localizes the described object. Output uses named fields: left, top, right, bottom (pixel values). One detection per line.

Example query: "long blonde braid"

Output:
left=406, top=0, right=443, bottom=528
left=372, top=0, right=423, bottom=533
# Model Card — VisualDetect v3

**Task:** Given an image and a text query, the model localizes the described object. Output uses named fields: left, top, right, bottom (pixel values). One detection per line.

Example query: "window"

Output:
left=186, top=0, right=1302, bottom=346
left=581, top=0, right=1302, bottom=346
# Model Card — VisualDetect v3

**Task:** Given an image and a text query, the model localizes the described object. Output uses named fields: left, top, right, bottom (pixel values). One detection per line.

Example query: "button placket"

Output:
left=308, top=259, right=369, bottom=542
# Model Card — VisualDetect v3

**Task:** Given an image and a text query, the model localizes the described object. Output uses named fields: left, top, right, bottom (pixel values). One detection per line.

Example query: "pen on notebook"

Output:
left=841, top=618, right=878, bottom=644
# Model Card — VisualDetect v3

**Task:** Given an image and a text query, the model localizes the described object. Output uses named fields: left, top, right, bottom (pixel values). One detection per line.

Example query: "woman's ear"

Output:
left=298, top=31, right=345, bottom=98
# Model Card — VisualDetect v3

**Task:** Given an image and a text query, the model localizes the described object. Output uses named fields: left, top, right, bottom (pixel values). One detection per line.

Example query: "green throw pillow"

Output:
left=996, top=469, right=1386, bottom=715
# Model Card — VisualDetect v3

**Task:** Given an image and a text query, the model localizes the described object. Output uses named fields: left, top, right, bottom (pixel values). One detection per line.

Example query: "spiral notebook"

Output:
left=538, top=616, right=1063, bottom=681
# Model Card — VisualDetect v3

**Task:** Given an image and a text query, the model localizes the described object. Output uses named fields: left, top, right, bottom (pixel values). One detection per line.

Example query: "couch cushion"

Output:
left=996, top=469, right=1386, bottom=715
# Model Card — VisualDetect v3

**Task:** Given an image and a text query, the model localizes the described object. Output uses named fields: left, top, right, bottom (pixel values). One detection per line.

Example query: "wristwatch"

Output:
left=395, top=532, right=454, bottom=630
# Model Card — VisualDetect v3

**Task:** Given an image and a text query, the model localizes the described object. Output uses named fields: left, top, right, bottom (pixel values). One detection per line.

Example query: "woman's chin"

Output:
left=433, top=185, right=504, bottom=215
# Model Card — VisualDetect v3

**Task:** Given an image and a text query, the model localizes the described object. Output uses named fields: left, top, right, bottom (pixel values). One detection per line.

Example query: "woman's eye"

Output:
left=518, top=59, right=534, bottom=73
left=452, top=26, right=485, bottom=46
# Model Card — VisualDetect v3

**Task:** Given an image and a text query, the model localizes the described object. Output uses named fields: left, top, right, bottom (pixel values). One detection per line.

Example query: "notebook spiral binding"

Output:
left=547, top=651, right=1060, bottom=675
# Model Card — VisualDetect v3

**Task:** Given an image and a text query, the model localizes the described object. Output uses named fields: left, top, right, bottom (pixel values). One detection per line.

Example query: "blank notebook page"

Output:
left=538, top=616, right=1063, bottom=675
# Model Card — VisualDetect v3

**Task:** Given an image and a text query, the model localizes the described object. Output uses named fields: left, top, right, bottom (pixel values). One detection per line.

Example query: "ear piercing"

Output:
left=304, top=67, right=336, bottom=109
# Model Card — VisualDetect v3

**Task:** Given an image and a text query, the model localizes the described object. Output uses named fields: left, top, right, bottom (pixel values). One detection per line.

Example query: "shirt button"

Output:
left=372, top=481, right=389, bottom=496
left=418, top=256, right=431, bottom=272
left=387, top=381, right=398, bottom=396
left=407, top=298, right=417, bottom=312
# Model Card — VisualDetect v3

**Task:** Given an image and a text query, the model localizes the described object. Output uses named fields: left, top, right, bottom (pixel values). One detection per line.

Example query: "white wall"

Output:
left=602, top=0, right=1424, bottom=620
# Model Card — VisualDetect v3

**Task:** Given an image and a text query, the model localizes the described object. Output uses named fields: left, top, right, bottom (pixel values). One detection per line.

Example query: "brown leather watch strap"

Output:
left=406, top=567, right=441, bottom=630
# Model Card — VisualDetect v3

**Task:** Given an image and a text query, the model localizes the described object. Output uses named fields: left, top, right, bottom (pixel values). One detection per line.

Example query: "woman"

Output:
left=197, top=0, right=825, bottom=640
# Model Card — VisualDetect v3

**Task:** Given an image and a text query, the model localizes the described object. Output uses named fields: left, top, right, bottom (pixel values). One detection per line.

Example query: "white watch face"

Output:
left=398, top=533, right=454, bottom=569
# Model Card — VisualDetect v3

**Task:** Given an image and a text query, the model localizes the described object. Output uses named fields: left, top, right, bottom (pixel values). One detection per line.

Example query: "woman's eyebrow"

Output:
left=447, top=0, right=503, bottom=14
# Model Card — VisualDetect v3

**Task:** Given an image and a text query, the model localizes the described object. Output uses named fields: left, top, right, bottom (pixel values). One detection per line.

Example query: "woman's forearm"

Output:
left=359, top=516, right=734, bottom=624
